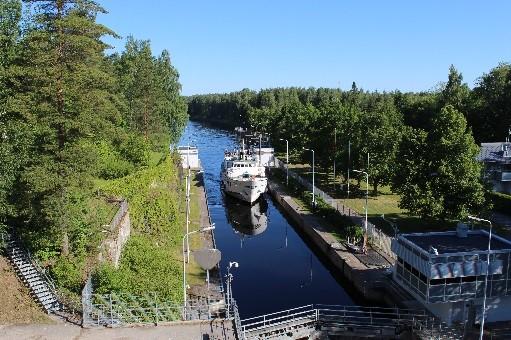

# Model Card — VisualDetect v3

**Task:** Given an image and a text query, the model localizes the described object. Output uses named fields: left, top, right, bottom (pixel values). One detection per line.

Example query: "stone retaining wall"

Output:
left=98, top=200, right=131, bottom=269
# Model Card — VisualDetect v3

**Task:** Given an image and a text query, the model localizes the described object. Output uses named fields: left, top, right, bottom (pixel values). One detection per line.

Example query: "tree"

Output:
left=439, top=65, right=470, bottom=112
left=468, top=63, right=511, bottom=142
left=392, top=106, right=485, bottom=219
left=0, top=0, right=25, bottom=229
left=155, top=49, right=188, bottom=143
left=359, top=95, right=403, bottom=195
left=14, top=0, right=121, bottom=255
left=115, top=37, right=187, bottom=142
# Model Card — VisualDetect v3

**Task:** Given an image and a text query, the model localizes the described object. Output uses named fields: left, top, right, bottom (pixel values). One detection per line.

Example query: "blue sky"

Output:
left=96, top=1, right=511, bottom=96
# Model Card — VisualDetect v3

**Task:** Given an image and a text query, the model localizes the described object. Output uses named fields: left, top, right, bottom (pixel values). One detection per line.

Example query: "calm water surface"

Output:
left=179, top=121, right=358, bottom=318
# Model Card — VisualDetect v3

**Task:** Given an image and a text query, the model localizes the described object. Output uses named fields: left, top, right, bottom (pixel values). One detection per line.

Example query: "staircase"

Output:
left=3, top=234, right=61, bottom=314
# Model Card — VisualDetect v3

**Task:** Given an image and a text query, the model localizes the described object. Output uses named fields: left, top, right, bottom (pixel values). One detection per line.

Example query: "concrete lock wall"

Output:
left=98, top=201, right=131, bottom=269
left=267, top=182, right=382, bottom=301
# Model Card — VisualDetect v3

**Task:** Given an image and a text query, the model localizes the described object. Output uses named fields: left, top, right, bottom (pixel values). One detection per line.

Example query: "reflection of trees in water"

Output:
left=224, top=194, right=268, bottom=247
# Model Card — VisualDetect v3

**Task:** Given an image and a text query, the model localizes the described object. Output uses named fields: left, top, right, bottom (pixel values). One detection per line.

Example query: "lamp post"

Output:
left=185, top=139, right=196, bottom=263
left=347, top=140, right=351, bottom=199
left=279, top=138, right=289, bottom=186
left=333, top=128, right=336, bottom=190
left=468, top=215, right=493, bottom=340
left=226, top=261, right=239, bottom=318
left=303, top=148, right=315, bottom=207
left=353, top=169, right=368, bottom=252
left=182, top=225, right=216, bottom=319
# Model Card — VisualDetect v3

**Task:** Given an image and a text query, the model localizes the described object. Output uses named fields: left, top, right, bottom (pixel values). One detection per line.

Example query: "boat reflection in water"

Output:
left=224, top=194, right=268, bottom=246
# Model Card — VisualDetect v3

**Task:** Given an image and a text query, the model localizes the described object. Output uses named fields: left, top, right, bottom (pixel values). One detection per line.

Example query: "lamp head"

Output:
left=229, top=261, right=239, bottom=268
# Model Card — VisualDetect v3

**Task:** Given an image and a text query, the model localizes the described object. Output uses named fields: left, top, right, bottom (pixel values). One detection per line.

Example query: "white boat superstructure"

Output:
left=221, top=148, right=267, bottom=203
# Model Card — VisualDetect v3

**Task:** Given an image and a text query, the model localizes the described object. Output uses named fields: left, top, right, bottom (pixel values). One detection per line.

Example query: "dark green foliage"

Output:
left=112, top=36, right=188, bottom=141
left=393, top=106, right=485, bottom=219
left=468, top=63, right=511, bottom=143
left=189, top=62, right=511, bottom=219
left=0, top=0, right=24, bottom=228
left=439, top=65, right=470, bottom=112
left=341, top=225, right=364, bottom=242
left=0, top=0, right=188, bottom=300
left=489, top=192, right=511, bottom=215
left=92, top=156, right=184, bottom=301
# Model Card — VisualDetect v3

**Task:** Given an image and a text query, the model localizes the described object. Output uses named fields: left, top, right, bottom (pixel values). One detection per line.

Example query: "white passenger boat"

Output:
left=221, top=145, right=267, bottom=203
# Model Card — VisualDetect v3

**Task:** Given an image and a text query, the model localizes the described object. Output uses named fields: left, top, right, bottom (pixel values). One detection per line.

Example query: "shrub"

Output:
left=118, top=134, right=150, bottom=166
left=489, top=191, right=511, bottom=214
left=50, top=257, right=84, bottom=294
left=96, top=141, right=135, bottom=179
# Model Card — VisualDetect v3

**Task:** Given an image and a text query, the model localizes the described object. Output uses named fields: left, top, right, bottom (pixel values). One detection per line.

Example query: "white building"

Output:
left=176, top=146, right=201, bottom=170
left=391, top=225, right=511, bottom=326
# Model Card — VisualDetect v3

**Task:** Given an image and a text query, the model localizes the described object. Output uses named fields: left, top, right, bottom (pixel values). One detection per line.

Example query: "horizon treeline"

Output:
left=0, top=0, right=187, bottom=268
left=188, top=64, right=511, bottom=219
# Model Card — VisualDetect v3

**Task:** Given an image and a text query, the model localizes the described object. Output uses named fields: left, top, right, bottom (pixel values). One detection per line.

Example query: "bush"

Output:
left=93, top=156, right=184, bottom=303
left=342, top=225, right=364, bottom=242
left=96, top=141, right=135, bottom=179
left=489, top=191, right=511, bottom=214
left=118, top=134, right=150, bottom=166
left=50, top=257, right=84, bottom=294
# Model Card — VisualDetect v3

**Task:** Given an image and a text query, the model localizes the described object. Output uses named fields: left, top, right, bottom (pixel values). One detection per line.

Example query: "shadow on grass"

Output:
left=368, top=214, right=457, bottom=236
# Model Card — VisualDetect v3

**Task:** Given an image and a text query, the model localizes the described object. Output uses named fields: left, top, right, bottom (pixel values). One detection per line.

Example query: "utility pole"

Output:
left=347, top=140, right=351, bottom=199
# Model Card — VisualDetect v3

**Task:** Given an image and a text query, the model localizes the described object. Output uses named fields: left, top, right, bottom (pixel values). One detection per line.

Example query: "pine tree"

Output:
left=15, top=0, right=120, bottom=254
left=0, top=0, right=25, bottom=228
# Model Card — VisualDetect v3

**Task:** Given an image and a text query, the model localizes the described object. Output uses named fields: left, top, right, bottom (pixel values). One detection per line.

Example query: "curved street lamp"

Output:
left=226, top=261, right=239, bottom=317
left=279, top=138, right=289, bottom=186
left=468, top=215, right=493, bottom=340
left=182, top=224, right=215, bottom=319
left=303, top=148, right=315, bottom=207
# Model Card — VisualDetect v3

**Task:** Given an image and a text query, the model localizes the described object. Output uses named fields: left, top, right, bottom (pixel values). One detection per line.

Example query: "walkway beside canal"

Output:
left=267, top=179, right=420, bottom=309
left=0, top=319, right=236, bottom=340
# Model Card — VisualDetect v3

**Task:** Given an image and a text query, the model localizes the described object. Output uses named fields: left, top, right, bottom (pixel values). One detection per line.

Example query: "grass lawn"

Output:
left=276, top=154, right=458, bottom=236
left=184, top=173, right=207, bottom=286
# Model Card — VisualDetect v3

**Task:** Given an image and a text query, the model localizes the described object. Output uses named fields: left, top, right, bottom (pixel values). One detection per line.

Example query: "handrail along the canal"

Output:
left=240, top=304, right=430, bottom=336
left=273, top=157, right=396, bottom=260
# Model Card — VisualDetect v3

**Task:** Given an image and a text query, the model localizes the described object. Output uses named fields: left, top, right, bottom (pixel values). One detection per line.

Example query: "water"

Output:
left=179, top=121, right=358, bottom=319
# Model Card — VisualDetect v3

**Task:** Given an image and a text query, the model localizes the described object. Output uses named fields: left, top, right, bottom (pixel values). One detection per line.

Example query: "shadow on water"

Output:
left=179, top=121, right=378, bottom=318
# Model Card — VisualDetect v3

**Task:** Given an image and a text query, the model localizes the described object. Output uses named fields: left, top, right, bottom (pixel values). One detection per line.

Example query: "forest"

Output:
left=0, top=0, right=188, bottom=302
left=188, top=64, right=511, bottom=219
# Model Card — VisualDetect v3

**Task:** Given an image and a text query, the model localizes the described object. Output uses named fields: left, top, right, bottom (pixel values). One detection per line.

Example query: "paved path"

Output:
left=0, top=319, right=235, bottom=340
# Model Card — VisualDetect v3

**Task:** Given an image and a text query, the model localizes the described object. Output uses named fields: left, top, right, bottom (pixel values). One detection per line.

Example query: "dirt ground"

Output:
left=0, top=255, right=52, bottom=325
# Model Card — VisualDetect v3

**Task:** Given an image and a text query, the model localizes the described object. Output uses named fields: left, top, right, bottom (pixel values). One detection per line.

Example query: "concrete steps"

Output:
left=3, top=236, right=61, bottom=314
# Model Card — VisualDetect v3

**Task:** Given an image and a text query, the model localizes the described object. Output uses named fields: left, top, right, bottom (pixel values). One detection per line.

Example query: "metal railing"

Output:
left=274, top=157, right=395, bottom=260
left=231, top=299, right=244, bottom=340
left=241, top=304, right=316, bottom=335
left=240, top=304, right=443, bottom=339
left=82, top=292, right=207, bottom=327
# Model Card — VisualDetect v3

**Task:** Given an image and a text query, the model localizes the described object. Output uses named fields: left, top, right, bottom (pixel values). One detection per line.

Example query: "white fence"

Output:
left=274, top=157, right=396, bottom=260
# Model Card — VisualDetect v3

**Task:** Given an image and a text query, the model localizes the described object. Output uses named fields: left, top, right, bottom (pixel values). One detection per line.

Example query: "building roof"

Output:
left=402, top=231, right=511, bottom=255
left=478, top=142, right=511, bottom=163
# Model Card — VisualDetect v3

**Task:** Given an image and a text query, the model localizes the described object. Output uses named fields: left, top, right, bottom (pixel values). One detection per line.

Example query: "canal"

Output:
left=179, top=121, right=359, bottom=319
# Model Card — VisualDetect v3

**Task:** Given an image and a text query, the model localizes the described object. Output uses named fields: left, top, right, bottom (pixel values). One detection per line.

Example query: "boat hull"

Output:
left=222, top=175, right=267, bottom=204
